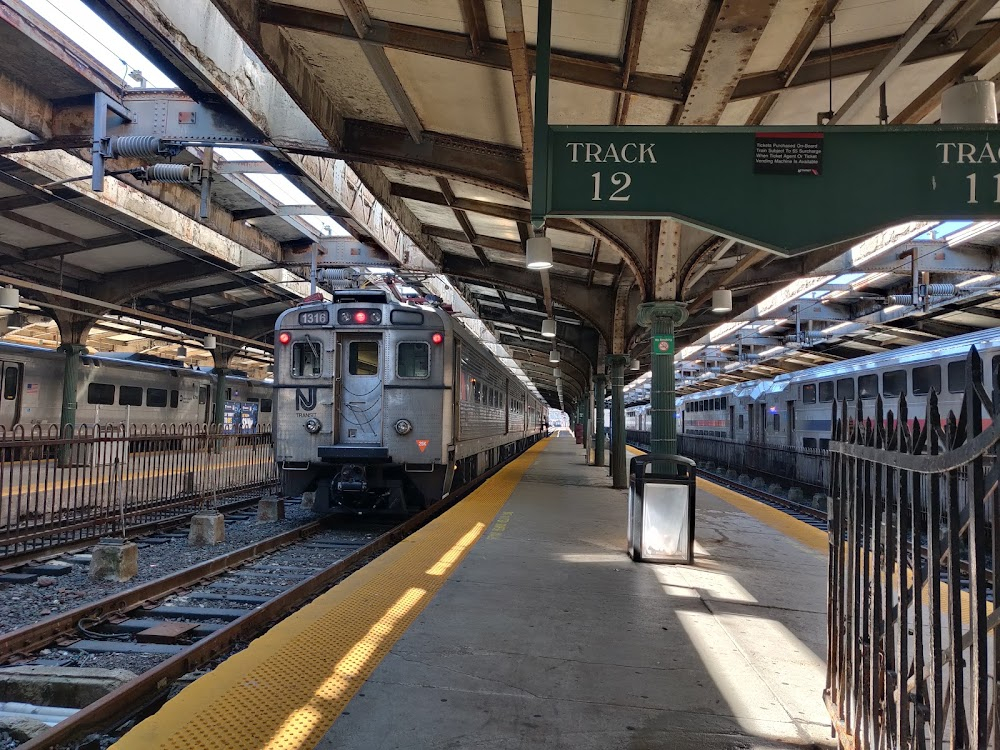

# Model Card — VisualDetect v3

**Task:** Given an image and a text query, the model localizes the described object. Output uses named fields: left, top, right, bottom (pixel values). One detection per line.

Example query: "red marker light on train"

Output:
left=278, top=331, right=292, bottom=345
left=431, top=332, right=444, bottom=345
left=353, top=310, right=368, bottom=324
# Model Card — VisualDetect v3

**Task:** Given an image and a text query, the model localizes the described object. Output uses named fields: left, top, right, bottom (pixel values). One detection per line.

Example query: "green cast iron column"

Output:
left=608, top=355, right=628, bottom=488
left=213, top=368, right=228, bottom=426
left=58, top=343, right=86, bottom=434
left=593, top=373, right=607, bottom=467
left=637, top=302, right=688, bottom=459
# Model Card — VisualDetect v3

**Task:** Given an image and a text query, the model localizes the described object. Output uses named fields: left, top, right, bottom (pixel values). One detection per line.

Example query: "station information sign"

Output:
left=537, top=125, right=1000, bottom=255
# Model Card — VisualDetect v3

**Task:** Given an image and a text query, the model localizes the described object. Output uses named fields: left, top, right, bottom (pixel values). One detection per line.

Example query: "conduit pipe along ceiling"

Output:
left=525, top=237, right=553, bottom=270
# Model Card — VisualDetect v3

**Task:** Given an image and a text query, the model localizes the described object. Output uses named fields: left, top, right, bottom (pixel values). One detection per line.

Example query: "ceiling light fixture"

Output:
left=711, top=289, right=732, bottom=313
left=525, top=236, right=553, bottom=270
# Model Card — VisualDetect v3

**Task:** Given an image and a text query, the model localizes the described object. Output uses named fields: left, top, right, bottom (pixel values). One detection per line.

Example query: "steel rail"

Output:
left=0, top=521, right=322, bottom=662
left=18, top=438, right=541, bottom=749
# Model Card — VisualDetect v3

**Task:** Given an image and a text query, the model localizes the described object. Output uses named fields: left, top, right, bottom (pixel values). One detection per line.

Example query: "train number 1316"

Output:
left=591, top=171, right=632, bottom=202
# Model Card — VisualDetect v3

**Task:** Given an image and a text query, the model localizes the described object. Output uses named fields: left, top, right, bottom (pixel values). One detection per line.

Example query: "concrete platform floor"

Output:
left=320, top=431, right=833, bottom=750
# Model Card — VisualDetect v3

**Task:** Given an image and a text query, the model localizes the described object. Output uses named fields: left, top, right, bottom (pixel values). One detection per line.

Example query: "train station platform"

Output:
left=112, top=432, right=832, bottom=750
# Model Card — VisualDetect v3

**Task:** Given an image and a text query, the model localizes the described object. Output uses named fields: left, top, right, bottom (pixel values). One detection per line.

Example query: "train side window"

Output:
left=119, top=385, right=142, bottom=407
left=858, top=374, right=878, bottom=399
left=397, top=342, right=429, bottom=378
left=473, top=378, right=482, bottom=403
left=912, top=365, right=941, bottom=396
left=802, top=384, right=816, bottom=403
left=348, top=342, right=379, bottom=376
left=3, top=366, right=18, bottom=400
left=819, top=381, right=834, bottom=402
left=198, top=386, right=208, bottom=405
left=226, top=388, right=233, bottom=400
left=169, top=390, right=179, bottom=408
left=293, top=341, right=323, bottom=377
left=261, top=398, right=272, bottom=413
left=819, top=438, right=830, bottom=450
left=738, top=414, right=744, bottom=430
left=773, top=412, right=780, bottom=431
left=948, top=360, right=966, bottom=393
left=146, top=388, right=168, bottom=408
left=836, top=378, right=855, bottom=402
left=721, top=397, right=727, bottom=409
left=87, top=382, right=115, bottom=405
left=803, top=437, right=817, bottom=449
left=883, top=369, right=907, bottom=398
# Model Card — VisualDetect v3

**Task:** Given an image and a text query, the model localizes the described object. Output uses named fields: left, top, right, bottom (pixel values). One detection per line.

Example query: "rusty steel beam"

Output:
left=343, top=120, right=527, bottom=197
left=615, top=0, right=651, bottom=125
left=892, top=20, right=1000, bottom=123
left=337, top=0, right=424, bottom=142
left=499, top=0, right=534, bottom=186
left=458, top=0, right=490, bottom=57
left=688, top=248, right=770, bottom=309
left=258, top=1, right=686, bottom=102
left=746, top=0, right=841, bottom=125
left=677, top=0, right=777, bottom=124
left=437, top=177, right=490, bottom=267
left=830, top=0, right=960, bottom=124
left=735, top=21, right=997, bottom=100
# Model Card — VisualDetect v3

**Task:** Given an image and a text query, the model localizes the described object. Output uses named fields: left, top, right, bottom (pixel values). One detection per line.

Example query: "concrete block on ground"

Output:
left=0, top=666, right=135, bottom=708
left=813, top=493, right=829, bottom=510
left=88, top=540, right=138, bottom=582
left=188, top=512, right=225, bottom=546
left=0, top=717, right=50, bottom=741
left=726, top=469, right=739, bottom=480
left=300, top=491, right=316, bottom=511
left=767, top=483, right=785, bottom=497
left=788, top=487, right=804, bottom=502
left=257, top=496, right=285, bottom=523
left=750, top=477, right=767, bottom=490
left=738, top=474, right=751, bottom=485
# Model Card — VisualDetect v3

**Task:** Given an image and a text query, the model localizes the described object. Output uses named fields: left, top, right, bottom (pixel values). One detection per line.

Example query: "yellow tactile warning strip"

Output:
left=625, top=445, right=826, bottom=553
left=111, top=437, right=551, bottom=750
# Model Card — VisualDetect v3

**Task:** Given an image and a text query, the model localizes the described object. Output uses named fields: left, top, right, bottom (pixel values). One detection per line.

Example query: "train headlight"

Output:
left=394, top=419, right=413, bottom=435
left=304, top=418, right=322, bottom=434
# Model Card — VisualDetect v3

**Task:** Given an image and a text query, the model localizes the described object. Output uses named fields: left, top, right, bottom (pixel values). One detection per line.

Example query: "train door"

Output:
left=0, top=362, right=22, bottom=427
left=759, top=403, right=767, bottom=442
left=337, top=334, right=383, bottom=444
left=728, top=405, right=734, bottom=439
left=787, top=401, right=795, bottom=446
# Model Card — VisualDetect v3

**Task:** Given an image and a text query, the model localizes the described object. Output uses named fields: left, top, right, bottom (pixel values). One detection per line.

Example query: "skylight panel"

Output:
left=300, top=215, right=351, bottom=236
left=246, top=173, right=314, bottom=206
left=215, top=148, right=265, bottom=162
left=23, top=0, right=176, bottom=88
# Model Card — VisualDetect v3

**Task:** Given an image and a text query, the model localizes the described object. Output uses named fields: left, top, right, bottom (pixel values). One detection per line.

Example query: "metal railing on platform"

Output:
left=625, top=430, right=828, bottom=489
left=0, top=423, right=277, bottom=559
left=827, top=347, right=998, bottom=749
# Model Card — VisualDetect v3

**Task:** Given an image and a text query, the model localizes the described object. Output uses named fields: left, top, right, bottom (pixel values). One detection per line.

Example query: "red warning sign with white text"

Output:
left=416, top=439, right=429, bottom=453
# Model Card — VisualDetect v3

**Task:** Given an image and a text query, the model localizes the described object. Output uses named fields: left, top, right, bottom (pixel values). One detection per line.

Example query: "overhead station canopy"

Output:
left=3, top=0, right=1000, bottom=408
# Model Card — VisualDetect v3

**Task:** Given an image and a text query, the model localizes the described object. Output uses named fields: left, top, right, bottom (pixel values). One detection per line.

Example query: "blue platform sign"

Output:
left=222, top=401, right=259, bottom=434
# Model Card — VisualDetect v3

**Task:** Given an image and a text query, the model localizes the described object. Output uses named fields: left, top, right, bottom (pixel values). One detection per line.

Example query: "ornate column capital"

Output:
left=636, top=301, right=688, bottom=328
left=606, top=354, right=630, bottom=369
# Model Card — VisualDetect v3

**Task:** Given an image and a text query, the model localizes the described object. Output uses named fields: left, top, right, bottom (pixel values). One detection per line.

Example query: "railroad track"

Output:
left=8, top=453, right=522, bottom=749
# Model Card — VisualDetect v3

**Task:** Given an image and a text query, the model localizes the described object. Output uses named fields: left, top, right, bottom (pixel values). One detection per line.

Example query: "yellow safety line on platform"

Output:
left=625, top=445, right=826, bottom=553
left=112, top=438, right=552, bottom=750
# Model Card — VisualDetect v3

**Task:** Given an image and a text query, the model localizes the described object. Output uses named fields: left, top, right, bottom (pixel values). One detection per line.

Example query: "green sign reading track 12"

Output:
left=536, top=125, right=1000, bottom=255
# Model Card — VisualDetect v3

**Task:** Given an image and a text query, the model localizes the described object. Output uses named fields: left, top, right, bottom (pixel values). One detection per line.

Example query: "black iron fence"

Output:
left=625, top=430, right=828, bottom=489
left=0, top=423, right=277, bottom=559
left=827, top=347, right=999, bottom=749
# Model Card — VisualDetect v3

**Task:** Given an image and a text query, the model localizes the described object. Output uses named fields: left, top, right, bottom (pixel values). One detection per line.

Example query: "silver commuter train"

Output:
left=273, top=288, right=546, bottom=514
left=626, top=327, right=1000, bottom=450
left=0, top=341, right=271, bottom=433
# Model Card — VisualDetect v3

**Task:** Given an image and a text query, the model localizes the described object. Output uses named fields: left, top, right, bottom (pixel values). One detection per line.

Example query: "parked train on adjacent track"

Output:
left=627, top=327, right=1000, bottom=452
left=0, top=341, right=271, bottom=432
left=273, top=288, right=546, bottom=515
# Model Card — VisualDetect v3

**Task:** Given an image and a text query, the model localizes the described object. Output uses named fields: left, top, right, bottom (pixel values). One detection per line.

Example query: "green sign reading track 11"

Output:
left=535, top=125, right=1000, bottom=255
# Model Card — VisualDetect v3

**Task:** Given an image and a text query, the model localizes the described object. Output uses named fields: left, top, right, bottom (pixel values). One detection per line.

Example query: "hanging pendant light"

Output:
left=0, top=286, right=19, bottom=308
left=712, top=289, right=733, bottom=313
left=553, top=367, right=561, bottom=377
left=525, top=236, right=553, bottom=270
left=203, top=334, right=217, bottom=350
left=631, top=358, right=641, bottom=371
left=549, top=349, right=560, bottom=363
left=541, top=318, right=556, bottom=338
left=176, top=345, right=188, bottom=359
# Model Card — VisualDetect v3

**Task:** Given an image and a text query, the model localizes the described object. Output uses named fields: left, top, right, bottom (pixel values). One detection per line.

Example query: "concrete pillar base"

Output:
left=300, top=491, right=316, bottom=511
left=88, top=539, right=138, bottom=582
left=258, top=496, right=285, bottom=522
left=188, top=512, right=225, bottom=546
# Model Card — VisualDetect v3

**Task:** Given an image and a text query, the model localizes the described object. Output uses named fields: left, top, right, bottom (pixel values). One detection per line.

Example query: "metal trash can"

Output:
left=627, top=454, right=697, bottom=564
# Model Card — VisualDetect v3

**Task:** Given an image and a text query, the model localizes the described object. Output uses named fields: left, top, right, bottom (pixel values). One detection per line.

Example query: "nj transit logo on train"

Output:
left=416, top=440, right=429, bottom=452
